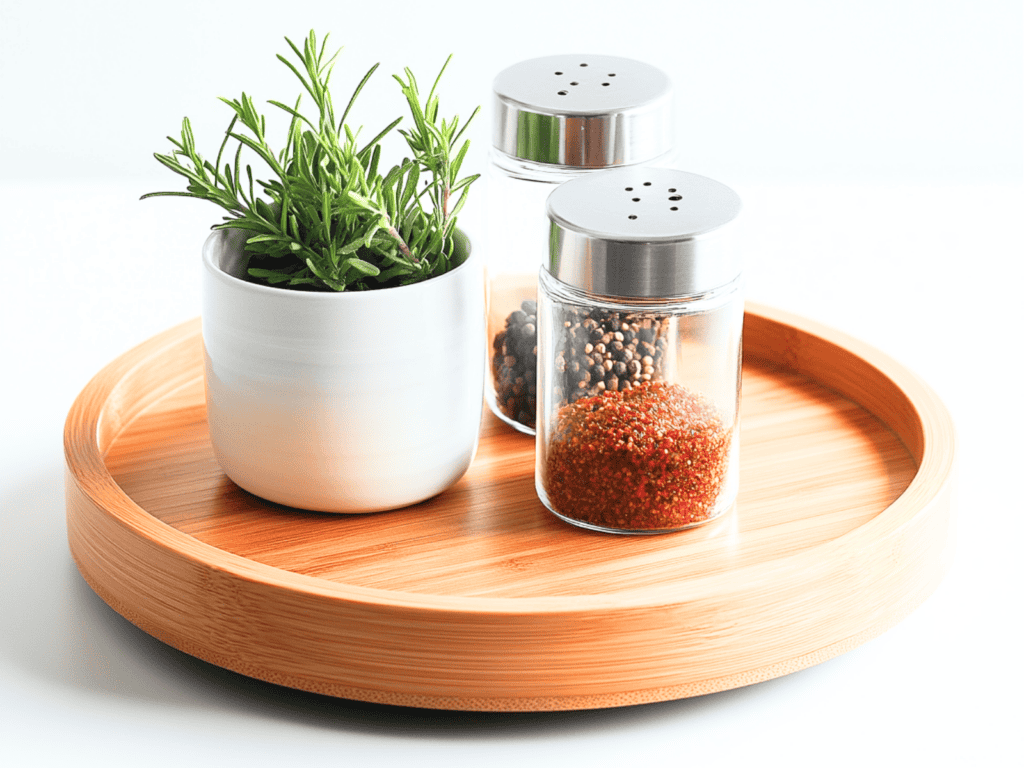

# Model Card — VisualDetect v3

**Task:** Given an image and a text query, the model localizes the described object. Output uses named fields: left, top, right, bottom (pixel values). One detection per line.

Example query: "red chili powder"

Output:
left=543, top=381, right=733, bottom=531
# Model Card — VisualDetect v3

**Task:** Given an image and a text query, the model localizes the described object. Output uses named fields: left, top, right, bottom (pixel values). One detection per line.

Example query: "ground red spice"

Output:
left=543, top=381, right=733, bottom=531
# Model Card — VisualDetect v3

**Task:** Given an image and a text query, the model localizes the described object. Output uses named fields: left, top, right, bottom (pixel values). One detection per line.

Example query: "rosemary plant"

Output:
left=143, top=31, right=480, bottom=291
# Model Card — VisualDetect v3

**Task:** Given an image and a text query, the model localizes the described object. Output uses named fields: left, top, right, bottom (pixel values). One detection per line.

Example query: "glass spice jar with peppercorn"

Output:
left=536, top=168, right=743, bottom=534
left=487, top=54, right=675, bottom=434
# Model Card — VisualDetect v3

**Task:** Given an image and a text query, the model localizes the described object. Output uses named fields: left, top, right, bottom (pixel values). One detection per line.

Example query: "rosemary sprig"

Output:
left=142, top=31, right=479, bottom=291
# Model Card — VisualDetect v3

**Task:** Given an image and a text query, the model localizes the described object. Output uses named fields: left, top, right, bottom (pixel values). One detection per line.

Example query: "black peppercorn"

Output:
left=491, top=299, right=542, bottom=429
left=495, top=302, right=673, bottom=428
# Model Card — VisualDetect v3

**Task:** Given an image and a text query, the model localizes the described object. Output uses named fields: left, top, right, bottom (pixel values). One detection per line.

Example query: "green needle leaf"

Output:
left=143, top=32, right=479, bottom=291
left=345, top=258, right=381, bottom=277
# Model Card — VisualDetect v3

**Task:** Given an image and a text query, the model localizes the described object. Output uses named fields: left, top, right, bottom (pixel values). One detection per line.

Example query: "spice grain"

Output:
left=544, top=381, right=732, bottom=531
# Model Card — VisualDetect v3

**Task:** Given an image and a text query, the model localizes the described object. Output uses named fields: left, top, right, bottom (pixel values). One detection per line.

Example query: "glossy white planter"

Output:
left=201, top=227, right=484, bottom=512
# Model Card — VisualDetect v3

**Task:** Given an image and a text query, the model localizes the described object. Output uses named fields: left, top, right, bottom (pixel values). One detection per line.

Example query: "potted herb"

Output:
left=144, top=32, right=485, bottom=512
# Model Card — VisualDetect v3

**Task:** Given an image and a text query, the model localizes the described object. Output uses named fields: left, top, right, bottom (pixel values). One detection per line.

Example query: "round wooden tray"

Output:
left=65, top=302, right=955, bottom=711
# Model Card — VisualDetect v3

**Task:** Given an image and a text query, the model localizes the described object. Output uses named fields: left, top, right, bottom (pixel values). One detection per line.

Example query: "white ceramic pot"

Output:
left=201, top=227, right=484, bottom=512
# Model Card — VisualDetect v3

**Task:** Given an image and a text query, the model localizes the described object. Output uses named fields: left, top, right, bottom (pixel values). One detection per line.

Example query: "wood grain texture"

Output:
left=64, top=303, right=956, bottom=710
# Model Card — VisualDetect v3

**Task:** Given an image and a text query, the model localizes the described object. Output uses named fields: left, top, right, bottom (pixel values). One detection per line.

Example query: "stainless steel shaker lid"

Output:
left=492, top=55, right=673, bottom=168
left=546, top=168, right=742, bottom=298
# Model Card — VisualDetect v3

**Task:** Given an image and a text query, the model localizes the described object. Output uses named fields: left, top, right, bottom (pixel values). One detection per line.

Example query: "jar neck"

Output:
left=488, top=147, right=677, bottom=183
left=539, top=266, right=743, bottom=312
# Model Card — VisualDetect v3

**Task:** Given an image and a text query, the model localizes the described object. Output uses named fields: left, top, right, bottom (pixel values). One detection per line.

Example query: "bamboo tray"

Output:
left=65, top=302, right=955, bottom=711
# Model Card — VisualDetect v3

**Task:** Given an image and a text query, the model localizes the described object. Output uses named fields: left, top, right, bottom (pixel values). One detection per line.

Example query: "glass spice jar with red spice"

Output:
left=536, top=168, right=743, bottom=534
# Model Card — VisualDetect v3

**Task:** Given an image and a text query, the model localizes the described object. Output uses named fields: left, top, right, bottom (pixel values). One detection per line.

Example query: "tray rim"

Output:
left=65, top=301, right=955, bottom=615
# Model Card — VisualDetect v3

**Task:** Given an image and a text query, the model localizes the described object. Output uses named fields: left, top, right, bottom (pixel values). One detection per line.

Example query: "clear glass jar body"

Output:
left=485, top=149, right=675, bottom=435
left=535, top=268, right=743, bottom=534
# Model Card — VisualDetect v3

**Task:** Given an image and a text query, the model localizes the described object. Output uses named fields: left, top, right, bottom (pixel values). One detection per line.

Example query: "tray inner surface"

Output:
left=103, top=348, right=917, bottom=600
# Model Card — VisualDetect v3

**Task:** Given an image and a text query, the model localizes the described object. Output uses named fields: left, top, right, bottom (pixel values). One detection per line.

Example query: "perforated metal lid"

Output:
left=492, top=55, right=673, bottom=168
left=546, top=168, right=742, bottom=298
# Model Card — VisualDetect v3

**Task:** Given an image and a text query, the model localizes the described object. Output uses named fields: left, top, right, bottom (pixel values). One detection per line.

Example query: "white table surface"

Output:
left=1, top=0, right=1021, bottom=763
left=1, top=179, right=1020, bottom=766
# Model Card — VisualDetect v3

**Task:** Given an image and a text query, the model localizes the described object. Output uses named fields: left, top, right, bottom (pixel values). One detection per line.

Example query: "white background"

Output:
left=1, top=1, right=1021, bottom=766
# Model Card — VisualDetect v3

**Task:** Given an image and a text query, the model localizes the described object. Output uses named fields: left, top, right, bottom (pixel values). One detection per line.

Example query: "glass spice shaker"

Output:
left=486, top=54, right=675, bottom=434
left=536, top=167, right=743, bottom=534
